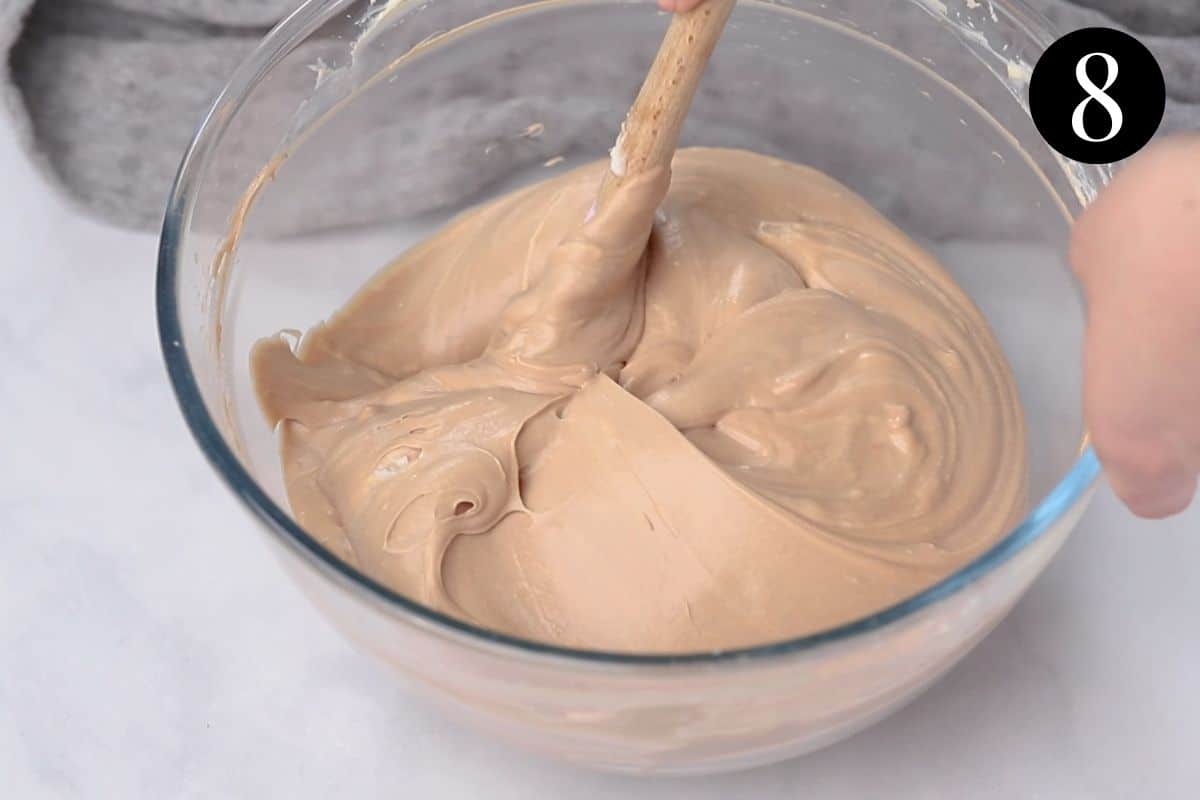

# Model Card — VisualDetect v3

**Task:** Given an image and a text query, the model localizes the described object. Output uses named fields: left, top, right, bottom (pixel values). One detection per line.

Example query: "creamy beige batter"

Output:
left=252, top=147, right=1028, bottom=653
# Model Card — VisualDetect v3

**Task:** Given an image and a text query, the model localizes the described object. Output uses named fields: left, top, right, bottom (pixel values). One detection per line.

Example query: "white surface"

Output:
left=2, top=118, right=1198, bottom=799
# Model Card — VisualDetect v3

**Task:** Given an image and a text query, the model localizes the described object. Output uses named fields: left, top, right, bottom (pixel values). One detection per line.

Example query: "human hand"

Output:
left=1071, top=135, right=1200, bottom=518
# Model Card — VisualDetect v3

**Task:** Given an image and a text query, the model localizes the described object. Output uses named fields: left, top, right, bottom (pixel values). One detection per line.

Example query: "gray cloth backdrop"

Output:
left=2, top=0, right=1197, bottom=232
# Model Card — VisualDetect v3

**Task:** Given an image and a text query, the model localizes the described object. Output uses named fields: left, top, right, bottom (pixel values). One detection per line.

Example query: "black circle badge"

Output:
left=1029, top=27, right=1165, bottom=164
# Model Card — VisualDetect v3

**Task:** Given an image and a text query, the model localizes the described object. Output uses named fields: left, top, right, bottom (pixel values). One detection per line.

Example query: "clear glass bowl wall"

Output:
left=160, top=0, right=1104, bottom=774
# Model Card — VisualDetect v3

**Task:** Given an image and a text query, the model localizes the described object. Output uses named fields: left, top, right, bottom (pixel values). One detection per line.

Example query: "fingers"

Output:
left=1070, top=135, right=1200, bottom=519
left=1095, top=430, right=1198, bottom=518
left=1111, top=465, right=1198, bottom=520
left=658, top=0, right=706, bottom=12
left=1080, top=287, right=1200, bottom=518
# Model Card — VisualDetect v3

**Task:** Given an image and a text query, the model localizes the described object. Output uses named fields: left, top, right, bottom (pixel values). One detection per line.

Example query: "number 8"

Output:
left=1072, top=52, right=1124, bottom=143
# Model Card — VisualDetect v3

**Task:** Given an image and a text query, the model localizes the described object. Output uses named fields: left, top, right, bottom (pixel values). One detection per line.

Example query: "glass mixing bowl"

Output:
left=158, top=0, right=1106, bottom=774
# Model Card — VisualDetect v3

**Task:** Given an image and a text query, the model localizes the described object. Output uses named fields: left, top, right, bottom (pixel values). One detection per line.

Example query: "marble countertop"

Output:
left=2, top=116, right=1198, bottom=799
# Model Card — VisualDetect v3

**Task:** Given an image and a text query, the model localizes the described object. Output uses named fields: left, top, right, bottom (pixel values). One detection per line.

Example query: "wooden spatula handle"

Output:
left=597, top=0, right=736, bottom=205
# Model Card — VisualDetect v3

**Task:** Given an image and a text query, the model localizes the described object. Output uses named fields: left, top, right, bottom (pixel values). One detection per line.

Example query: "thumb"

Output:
left=1100, top=437, right=1197, bottom=519
left=1071, top=135, right=1200, bottom=519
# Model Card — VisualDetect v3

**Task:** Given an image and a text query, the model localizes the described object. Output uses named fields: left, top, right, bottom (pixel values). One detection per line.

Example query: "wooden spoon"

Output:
left=596, top=0, right=736, bottom=207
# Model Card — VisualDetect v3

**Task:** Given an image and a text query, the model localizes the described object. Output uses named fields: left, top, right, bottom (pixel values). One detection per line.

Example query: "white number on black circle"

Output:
left=1072, top=52, right=1123, bottom=143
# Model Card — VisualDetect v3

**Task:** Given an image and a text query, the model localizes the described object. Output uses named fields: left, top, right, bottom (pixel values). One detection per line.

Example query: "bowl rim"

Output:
left=156, top=0, right=1104, bottom=668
